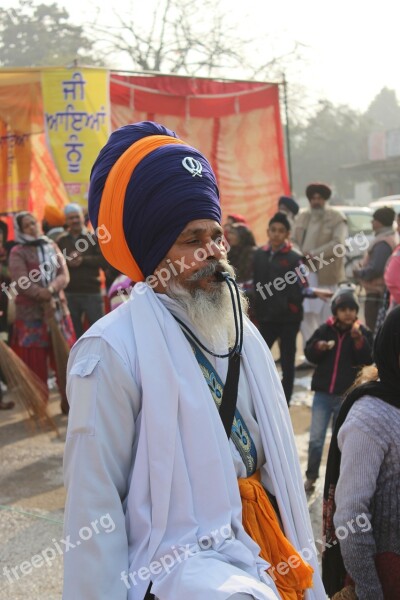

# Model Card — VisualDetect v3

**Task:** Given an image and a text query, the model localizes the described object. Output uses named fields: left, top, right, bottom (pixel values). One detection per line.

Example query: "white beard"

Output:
left=310, top=206, right=325, bottom=220
left=166, top=262, right=248, bottom=353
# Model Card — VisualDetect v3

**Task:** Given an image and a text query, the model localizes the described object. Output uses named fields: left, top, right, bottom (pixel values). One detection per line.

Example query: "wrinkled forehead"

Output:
left=177, top=219, right=223, bottom=239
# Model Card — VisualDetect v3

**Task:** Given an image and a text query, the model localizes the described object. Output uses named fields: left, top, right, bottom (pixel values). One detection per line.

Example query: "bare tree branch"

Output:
left=86, top=0, right=294, bottom=79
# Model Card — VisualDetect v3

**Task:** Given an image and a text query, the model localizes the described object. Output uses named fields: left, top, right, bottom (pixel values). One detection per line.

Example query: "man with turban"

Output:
left=292, top=183, right=347, bottom=367
left=277, top=196, right=299, bottom=230
left=63, top=122, right=325, bottom=600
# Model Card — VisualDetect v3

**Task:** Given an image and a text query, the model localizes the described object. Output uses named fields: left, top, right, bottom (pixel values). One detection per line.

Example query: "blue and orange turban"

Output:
left=88, top=121, right=221, bottom=281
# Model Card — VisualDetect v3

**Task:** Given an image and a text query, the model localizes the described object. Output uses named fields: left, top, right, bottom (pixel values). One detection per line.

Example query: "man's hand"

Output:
left=69, top=251, right=83, bottom=267
left=313, top=288, right=334, bottom=301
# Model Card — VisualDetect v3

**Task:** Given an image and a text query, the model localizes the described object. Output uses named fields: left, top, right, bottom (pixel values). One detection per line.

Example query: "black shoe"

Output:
left=296, top=361, right=315, bottom=370
left=304, top=478, right=316, bottom=493
left=60, top=396, right=69, bottom=416
left=0, top=400, right=15, bottom=410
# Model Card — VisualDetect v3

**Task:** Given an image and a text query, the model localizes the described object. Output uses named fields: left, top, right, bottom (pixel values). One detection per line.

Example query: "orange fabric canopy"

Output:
left=110, top=74, right=290, bottom=244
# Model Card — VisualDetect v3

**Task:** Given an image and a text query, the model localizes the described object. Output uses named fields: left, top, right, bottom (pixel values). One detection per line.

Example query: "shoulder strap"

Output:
left=180, top=328, right=258, bottom=476
left=219, top=352, right=240, bottom=438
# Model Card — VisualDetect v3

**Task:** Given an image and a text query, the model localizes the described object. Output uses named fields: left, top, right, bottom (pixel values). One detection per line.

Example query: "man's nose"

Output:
left=206, top=239, right=224, bottom=261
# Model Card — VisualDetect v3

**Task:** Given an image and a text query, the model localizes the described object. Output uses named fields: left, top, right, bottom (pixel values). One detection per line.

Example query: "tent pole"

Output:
left=282, top=73, right=293, bottom=192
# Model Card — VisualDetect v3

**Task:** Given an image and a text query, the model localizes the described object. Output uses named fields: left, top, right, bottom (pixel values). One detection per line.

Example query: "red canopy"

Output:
left=110, top=73, right=289, bottom=243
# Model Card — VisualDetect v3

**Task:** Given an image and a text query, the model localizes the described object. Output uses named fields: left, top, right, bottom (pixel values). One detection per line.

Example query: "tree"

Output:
left=86, top=0, right=303, bottom=80
left=0, top=0, right=304, bottom=84
left=365, top=87, right=400, bottom=131
left=290, top=100, right=371, bottom=199
left=0, top=0, right=97, bottom=67
left=289, top=88, right=400, bottom=200
left=85, top=0, right=246, bottom=76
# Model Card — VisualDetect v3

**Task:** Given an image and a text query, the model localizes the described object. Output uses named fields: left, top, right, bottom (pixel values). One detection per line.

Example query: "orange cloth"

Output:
left=239, top=473, right=314, bottom=600
left=43, top=205, right=65, bottom=227
left=98, top=134, right=187, bottom=282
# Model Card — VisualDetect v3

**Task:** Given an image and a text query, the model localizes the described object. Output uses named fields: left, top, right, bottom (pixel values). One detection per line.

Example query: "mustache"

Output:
left=187, top=260, right=234, bottom=282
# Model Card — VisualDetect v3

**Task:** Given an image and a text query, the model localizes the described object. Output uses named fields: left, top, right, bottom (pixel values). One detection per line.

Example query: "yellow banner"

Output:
left=41, top=68, right=110, bottom=207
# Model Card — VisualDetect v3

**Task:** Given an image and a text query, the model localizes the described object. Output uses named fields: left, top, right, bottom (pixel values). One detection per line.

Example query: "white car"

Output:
left=369, top=195, right=400, bottom=215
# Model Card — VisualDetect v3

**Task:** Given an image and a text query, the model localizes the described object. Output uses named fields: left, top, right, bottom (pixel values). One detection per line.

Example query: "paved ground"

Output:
left=0, top=386, right=67, bottom=600
left=0, top=361, right=330, bottom=599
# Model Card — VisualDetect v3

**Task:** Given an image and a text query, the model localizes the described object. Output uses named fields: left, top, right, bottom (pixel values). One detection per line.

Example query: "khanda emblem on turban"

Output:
left=182, top=156, right=203, bottom=177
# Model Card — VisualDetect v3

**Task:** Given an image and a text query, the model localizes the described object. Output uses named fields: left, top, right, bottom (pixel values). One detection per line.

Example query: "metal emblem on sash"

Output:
left=182, top=157, right=203, bottom=177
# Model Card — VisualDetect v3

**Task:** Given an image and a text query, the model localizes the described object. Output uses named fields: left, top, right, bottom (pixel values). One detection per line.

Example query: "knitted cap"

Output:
left=64, top=203, right=83, bottom=216
left=331, top=284, right=359, bottom=315
left=227, top=213, right=247, bottom=224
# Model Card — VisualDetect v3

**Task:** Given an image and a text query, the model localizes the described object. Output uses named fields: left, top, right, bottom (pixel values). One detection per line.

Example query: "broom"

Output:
left=0, top=340, right=59, bottom=434
left=47, top=300, right=71, bottom=415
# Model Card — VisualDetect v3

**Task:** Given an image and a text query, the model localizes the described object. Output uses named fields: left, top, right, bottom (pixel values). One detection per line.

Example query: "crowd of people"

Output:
left=221, top=184, right=400, bottom=598
left=1, top=120, right=399, bottom=599
left=1, top=180, right=397, bottom=417
left=0, top=204, right=115, bottom=413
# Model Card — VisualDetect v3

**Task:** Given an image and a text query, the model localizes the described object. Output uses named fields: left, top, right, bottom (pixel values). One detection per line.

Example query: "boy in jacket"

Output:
left=253, top=212, right=332, bottom=405
left=304, top=284, right=373, bottom=492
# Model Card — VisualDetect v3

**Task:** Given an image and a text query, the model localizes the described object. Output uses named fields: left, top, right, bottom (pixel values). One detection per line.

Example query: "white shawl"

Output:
left=124, top=285, right=325, bottom=599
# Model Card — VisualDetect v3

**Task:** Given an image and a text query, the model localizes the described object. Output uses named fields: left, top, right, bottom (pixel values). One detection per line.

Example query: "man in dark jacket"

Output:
left=303, top=284, right=373, bottom=492
left=353, top=206, right=398, bottom=332
left=56, top=204, right=108, bottom=339
left=253, top=212, right=331, bottom=404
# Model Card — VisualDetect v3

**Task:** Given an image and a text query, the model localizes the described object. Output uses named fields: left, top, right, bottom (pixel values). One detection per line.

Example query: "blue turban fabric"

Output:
left=278, top=195, right=299, bottom=216
left=88, top=121, right=221, bottom=277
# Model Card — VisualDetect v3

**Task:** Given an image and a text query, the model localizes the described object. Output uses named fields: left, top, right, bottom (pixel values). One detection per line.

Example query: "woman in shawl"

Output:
left=8, top=211, right=75, bottom=413
left=0, top=220, right=15, bottom=409
left=226, top=223, right=257, bottom=321
left=322, top=305, right=400, bottom=599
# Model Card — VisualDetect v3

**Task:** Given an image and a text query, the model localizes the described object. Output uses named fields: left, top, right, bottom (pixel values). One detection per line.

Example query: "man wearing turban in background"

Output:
left=63, top=122, right=325, bottom=600
left=277, top=195, right=299, bottom=230
left=292, top=183, right=346, bottom=368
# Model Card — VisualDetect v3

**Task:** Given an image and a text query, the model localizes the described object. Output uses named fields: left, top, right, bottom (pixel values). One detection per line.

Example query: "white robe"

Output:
left=63, top=285, right=326, bottom=600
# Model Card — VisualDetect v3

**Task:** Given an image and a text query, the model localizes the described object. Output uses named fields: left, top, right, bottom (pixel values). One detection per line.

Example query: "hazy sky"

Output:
left=6, top=0, right=399, bottom=113
left=217, top=0, right=399, bottom=112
